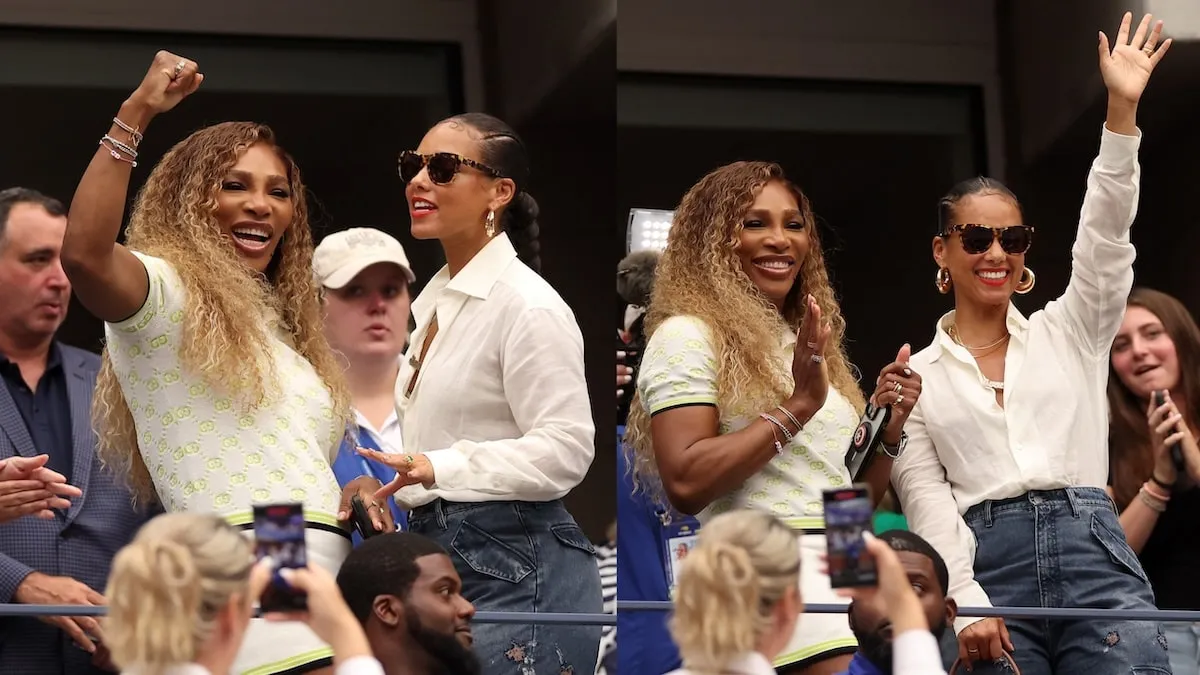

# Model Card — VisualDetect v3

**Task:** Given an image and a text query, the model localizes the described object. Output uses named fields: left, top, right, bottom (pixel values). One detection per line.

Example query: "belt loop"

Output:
left=434, top=498, right=447, bottom=530
left=983, top=499, right=994, bottom=528
left=1064, top=487, right=1081, bottom=519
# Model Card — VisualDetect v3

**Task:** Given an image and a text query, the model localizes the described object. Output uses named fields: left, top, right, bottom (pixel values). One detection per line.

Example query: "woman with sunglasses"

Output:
left=339, top=113, right=601, bottom=675
left=891, top=13, right=1171, bottom=675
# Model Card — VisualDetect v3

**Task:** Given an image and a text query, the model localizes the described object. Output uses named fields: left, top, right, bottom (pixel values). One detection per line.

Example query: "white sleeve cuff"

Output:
left=1098, top=124, right=1141, bottom=165
left=335, top=655, right=386, bottom=675
left=423, top=447, right=466, bottom=490
left=892, top=629, right=949, bottom=675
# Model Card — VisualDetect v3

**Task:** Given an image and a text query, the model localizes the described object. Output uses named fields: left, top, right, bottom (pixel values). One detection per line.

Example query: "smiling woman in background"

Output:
left=1107, top=287, right=1200, bottom=675
left=60, top=51, right=353, bottom=675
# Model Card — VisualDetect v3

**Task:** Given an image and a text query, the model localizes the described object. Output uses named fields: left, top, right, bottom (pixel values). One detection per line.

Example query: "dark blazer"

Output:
left=0, top=343, right=154, bottom=675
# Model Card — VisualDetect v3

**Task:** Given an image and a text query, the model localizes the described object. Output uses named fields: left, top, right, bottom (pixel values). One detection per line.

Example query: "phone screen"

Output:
left=823, top=486, right=877, bottom=588
left=252, top=502, right=308, bottom=612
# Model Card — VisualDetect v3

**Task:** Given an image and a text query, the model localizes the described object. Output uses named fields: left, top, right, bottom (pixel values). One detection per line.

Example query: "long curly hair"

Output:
left=94, top=122, right=351, bottom=506
left=624, top=161, right=865, bottom=506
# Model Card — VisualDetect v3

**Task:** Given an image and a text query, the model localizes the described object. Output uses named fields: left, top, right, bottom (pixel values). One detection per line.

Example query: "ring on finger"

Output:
left=896, top=394, right=905, bottom=406
left=806, top=341, right=818, bottom=349
left=968, top=648, right=980, bottom=653
left=810, top=355, right=824, bottom=364
left=405, top=454, right=415, bottom=467
left=893, top=381, right=903, bottom=394
left=172, top=60, right=186, bottom=78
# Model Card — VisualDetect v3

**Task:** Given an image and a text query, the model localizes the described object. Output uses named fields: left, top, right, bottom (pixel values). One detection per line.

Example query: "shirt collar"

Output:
left=445, top=232, right=518, bottom=300
left=0, top=342, right=62, bottom=370
left=928, top=302, right=1029, bottom=363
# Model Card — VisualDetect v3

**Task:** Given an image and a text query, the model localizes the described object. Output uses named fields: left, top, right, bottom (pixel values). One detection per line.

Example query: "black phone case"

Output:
left=351, top=495, right=384, bottom=539
left=844, top=403, right=893, bottom=482
left=1154, top=391, right=1186, bottom=476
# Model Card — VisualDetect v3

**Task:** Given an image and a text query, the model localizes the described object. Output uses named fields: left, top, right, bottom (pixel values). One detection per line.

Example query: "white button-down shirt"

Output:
left=392, top=232, right=595, bottom=508
left=892, top=126, right=1140, bottom=634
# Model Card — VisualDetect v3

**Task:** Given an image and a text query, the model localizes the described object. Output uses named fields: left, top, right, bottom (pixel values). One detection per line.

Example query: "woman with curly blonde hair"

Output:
left=625, top=161, right=923, bottom=675
left=61, top=51, right=352, bottom=675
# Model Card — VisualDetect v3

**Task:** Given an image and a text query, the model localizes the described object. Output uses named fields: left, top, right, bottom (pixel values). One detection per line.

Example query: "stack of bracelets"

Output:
left=101, top=116, right=142, bottom=167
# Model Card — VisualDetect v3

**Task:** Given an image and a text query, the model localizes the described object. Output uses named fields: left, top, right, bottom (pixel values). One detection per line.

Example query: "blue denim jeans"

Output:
left=1164, top=623, right=1200, bottom=675
left=962, top=488, right=1170, bottom=675
left=409, top=499, right=603, bottom=675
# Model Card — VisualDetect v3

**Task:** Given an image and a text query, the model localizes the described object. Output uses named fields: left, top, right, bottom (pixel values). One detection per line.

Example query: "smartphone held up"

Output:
left=253, top=502, right=309, bottom=613
left=823, top=485, right=877, bottom=588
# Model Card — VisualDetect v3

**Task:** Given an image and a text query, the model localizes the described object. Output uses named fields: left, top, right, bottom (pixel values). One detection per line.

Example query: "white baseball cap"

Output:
left=313, top=227, right=416, bottom=289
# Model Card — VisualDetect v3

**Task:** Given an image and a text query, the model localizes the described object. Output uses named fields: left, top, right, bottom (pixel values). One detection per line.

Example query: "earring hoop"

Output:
left=1015, top=267, right=1036, bottom=294
left=485, top=210, right=496, bottom=238
left=935, top=267, right=952, bottom=294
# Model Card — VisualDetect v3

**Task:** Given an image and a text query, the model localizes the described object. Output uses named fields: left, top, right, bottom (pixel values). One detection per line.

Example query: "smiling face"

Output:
left=404, top=123, right=514, bottom=246
left=215, top=143, right=295, bottom=273
left=734, top=180, right=811, bottom=309
left=1112, top=305, right=1180, bottom=400
left=933, top=193, right=1027, bottom=309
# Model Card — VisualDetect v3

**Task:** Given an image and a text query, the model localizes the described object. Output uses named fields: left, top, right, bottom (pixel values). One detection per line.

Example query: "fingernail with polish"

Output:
left=903, top=368, right=912, bottom=376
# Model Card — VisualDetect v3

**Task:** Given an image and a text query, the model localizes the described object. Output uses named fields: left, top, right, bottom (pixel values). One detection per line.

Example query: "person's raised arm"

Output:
left=1050, top=13, right=1170, bottom=355
left=61, top=51, right=203, bottom=323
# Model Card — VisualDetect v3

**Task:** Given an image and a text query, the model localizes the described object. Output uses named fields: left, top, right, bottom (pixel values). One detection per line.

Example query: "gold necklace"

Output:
left=948, top=324, right=1010, bottom=352
left=948, top=323, right=1009, bottom=391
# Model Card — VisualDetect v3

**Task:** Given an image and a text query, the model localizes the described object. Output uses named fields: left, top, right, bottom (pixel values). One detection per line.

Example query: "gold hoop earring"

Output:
left=1015, top=267, right=1035, bottom=295
left=935, top=267, right=952, bottom=294
left=484, top=210, right=496, bottom=238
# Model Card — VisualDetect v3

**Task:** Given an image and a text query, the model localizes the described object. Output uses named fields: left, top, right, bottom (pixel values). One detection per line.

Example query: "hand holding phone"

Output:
left=1153, top=390, right=1186, bottom=479
left=350, top=495, right=384, bottom=540
left=844, top=403, right=892, bottom=482
left=253, top=502, right=309, bottom=612
left=823, top=486, right=877, bottom=588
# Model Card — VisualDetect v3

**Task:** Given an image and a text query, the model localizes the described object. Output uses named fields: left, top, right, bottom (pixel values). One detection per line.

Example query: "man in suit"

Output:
left=0, top=187, right=152, bottom=674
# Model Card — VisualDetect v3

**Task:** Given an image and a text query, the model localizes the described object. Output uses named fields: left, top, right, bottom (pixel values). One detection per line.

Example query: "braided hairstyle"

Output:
left=444, top=113, right=541, bottom=273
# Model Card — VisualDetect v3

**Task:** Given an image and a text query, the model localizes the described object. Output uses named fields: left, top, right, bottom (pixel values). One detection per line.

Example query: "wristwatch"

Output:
left=880, top=431, right=908, bottom=459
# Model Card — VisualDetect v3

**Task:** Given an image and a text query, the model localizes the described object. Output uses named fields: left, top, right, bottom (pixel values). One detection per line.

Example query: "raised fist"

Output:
left=129, top=50, right=204, bottom=115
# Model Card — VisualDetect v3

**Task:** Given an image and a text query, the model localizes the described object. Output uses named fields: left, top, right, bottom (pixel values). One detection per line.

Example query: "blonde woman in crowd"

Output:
left=61, top=51, right=354, bottom=674
left=625, top=161, right=922, bottom=675
left=104, top=513, right=382, bottom=675
left=667, top=509, right=945, bottom=675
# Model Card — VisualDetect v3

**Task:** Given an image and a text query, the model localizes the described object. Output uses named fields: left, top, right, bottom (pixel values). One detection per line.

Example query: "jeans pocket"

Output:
left=551, top=522, right=597, bottom=556
left=451, top=518, right=535, bottom=585
left=1090, top=511, right=1151, bottom=586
